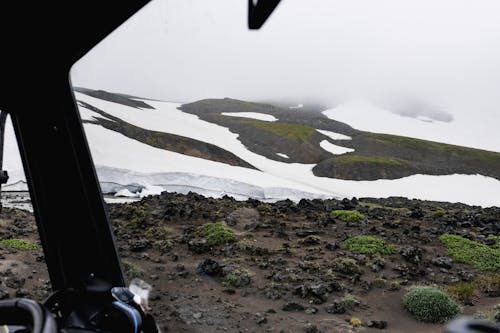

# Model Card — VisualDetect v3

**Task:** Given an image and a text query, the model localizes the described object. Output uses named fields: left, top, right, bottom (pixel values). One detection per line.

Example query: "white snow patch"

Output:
left=289, top=104, right=304, bottom=109
left=83, top=123, right=331, bottom=197
left=316, top=129, right=352, bottom=140
left=138, top=184, right=164, bottom=197
left=323, top=100, right=500, bottom=152
left=276, top=153, right=289, bottom=159
left=114, top=189, right=137, bottom=197
left=220, top=112, right=277, bottom=122
left=320, top=140, right=355, bottom=155
left=3, top=118, right=26, bottom=185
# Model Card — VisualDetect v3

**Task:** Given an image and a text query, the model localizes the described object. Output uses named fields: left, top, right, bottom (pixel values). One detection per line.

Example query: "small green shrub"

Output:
left=440, top=234, right=500, bottom=271
left=475, top=273, right=500, bottom=296
left=488, top=235, right=500, bottom=249
left=447, top=282, right=476, bottom=304
left=343, top=236, right=396, bottom=255
left=222, top=267, right=251, bottom=288
left=197, top=222, right=236, bottom=245
left=403, top=286, right=461, bottom=323
left=331, top=210, right=365, bottom=222
left=155, top=239, right=174, bottom=253
left=472, top=311, right=488, bottom=320
left=342, top=294, right=360, bottom=309
left=388, top=281, right=401, bottom=291
left=332, top=258, right=361, bottom=275
left=372, top=278, right=387, bottom=288
left=431, top=207, right=447, bottom=218
left=122, top=261, right=144, bottom=278
left=256, top=204, right=272, bottom=213
left=350, top=317, right=362, bottom=327
left=1, top=239, right=39, bottom=251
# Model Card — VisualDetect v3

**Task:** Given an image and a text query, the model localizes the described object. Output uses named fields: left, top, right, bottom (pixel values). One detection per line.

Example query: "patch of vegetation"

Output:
left=488, top=235, right=500, bottom=248
left=244, top=120, right=315, bottom=141
left=343, top=236, right=396, bottom=255
left=197, top=222, right=236, bottom=245
left=222, top=267, right=251, bottom=288
left=372, top=278, right=388, bottom=288
left=332, top=258, right=361, bottom=275
left=389, top=281, right=401, bottom=291
left=299, top=235, right=321, bottom=246
left=350, top=317, right=362, bottom=327
left=330, top=210, right=365, bottom=222
left=122, top=261, right=144, bottom=278
left=334, top=155, right=409, bottom=166
left=403, top=286, right=461, bottom=323
left=475, top=273, right=500, bottom=296
left=342, top=294, right=360, bottom=309
left=1, top=239, right=39, bottom=251
left=123, top=202, right=150, bottom=228
left=447, top=282, right=476, bottom=304
left=366, top=133, right=500, bottom=168
left=256, top=203, right=273, bottom=213
left=431, top=207, right=447, bottom=218
left=359, top=201, right=410, bottom=213
left=439, top=234, right=500, bottom=271
left=154, top=239, right=174, bottom=253
left=145, top=226, right=173, bottom=239
left=472, top=311, right=488, bottom=320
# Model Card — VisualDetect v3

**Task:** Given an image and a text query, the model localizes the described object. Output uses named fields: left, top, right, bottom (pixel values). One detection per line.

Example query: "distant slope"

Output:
left=73, top=88, right=500, bottom=207
left=179, top=98, right=500, bottom=181
left=314, top=133, right=500, bottom=180
left=78, top=101, right=256, bottom=169
left=74, top=86, right=155, bottom=109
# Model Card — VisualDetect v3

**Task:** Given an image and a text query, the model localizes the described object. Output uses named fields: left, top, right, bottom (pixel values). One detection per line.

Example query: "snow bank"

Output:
left=221, top=112, right=277, bottom=122
left=316, top=129, right=352, bottom=140
left=323, top=100, right=500, bottom=152
left=319, top=140, right=354, bottom=155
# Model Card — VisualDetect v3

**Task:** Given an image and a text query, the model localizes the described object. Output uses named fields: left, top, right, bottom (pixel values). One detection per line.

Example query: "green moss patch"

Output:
left=331, top=210, right=365, bottom=222
left=1, top=239, right=39, bottom=251
left=447, top=282, right=476, bottom=304
left=122, top=261, right=144, bottom=278
left=244, top=120, right=315, bottom=141
left=343, top=236, right=396, bottom=255
left=333, top=155, right=409, bottom=166
left=439, top=234, right=500, bottom=271
left=197, top=222, right=236, bottom=245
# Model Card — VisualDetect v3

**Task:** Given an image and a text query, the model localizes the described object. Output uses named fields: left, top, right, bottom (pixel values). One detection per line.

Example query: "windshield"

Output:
left=50, top=0, right=500, bottom=331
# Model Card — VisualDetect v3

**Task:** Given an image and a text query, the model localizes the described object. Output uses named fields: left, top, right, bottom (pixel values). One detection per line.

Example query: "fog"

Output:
left=71, top=0, right=500, bottom=129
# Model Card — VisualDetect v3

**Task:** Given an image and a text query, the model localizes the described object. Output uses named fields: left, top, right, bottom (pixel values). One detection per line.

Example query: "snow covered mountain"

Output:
left=3, top=88, right=500, bottom=207
left=70, top=88, right=500, bottom=207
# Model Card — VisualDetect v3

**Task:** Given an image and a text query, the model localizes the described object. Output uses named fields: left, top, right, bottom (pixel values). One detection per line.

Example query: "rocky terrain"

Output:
left=1, top=193, right=499, bottom=332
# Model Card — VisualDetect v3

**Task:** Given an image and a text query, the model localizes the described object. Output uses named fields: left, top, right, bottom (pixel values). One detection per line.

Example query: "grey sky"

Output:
left=71, top=0, right=500, bottom=118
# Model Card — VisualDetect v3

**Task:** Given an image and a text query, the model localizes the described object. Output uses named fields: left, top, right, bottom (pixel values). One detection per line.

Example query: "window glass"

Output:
left=0, top=114, right=51, bottom=301
left=70, top=1, right=500, bottom=331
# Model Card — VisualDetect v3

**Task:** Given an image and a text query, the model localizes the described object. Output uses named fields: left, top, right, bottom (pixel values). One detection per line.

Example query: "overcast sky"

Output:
left=71, top=0, right=500, bottom=117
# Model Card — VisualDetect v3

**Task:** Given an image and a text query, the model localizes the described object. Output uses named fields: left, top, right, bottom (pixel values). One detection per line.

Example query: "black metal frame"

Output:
left=0, top=0, right=151, bottom=291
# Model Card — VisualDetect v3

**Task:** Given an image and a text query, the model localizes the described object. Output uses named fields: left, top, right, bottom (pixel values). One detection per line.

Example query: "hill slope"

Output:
left=72, top=89, right=500, bottom=206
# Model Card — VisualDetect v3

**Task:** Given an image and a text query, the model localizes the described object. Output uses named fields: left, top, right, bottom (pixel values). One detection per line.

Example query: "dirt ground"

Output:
left=0, top=193, right=499, bottom=332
